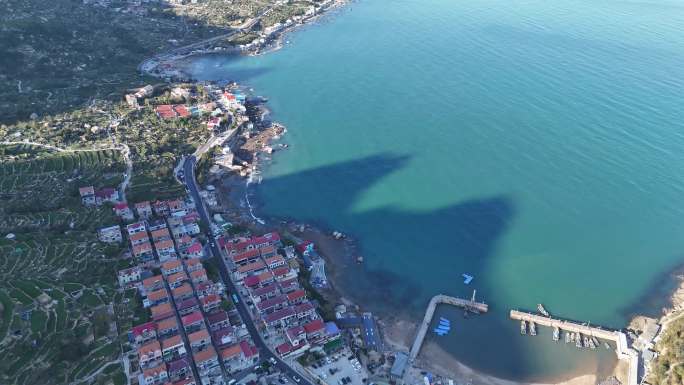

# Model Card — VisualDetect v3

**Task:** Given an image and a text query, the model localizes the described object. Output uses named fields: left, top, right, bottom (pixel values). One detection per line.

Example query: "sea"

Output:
left=187, top=0, right=684, bottom=381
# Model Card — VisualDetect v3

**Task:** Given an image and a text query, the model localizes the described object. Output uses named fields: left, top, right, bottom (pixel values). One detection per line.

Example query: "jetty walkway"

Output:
left=510, top=310, right=638, bottom=385
left=409, top=294, right=488, bottom=362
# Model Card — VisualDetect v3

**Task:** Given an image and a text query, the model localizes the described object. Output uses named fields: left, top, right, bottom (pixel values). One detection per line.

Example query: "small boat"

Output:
left=553, top=327, right=560, bottom=341
left=592, top=336, right=600, bottom=347
left=520, top=320, right=527, bottom=335
left=530, top=322, right=537, bottom=336
left=584, top=336, right=591, bottom=349
left=588, top=337, right=596, bottom=349
left=576, top=333, right=583, bottom=348
left=565, top=331, right=570, bottom=343
left=537, top=304, right=550, bottom=317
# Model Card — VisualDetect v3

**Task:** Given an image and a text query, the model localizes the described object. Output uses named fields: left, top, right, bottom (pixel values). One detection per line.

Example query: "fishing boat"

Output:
left=537, top=304, right=550, bottom=317
left=520, top=320, right=527, bottom=335
left=584, top=336, right=591, bottom=349
left=588, top=337, right=596, bottom=349
left=530, top=322, right=537, bottom=336
left=592, top=337, right=600, bottom=347
left=569, top=332, right=575, bottom=343
left=576, top=334, right=583, bottom=348
left=553, top=327, right=560, bottom=341
left=565, top=331, right=571, bottom=343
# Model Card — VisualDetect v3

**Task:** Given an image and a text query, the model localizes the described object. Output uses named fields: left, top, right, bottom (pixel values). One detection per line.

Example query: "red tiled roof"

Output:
left=188, top=328, right=209, bottom=343
left=239, top=340, right=258, bottom=358
left=131, top=321, right=157, bottom=337
left=287, top=290, right=306, bottom=302
left=130, top=231, right=150, bottom=243
left=263, top=307, right=295, bottom=323
left=181, top=311, right=204, bottom=326
left=304, top=319, right=325, bottom=334
left=114, top=202, right=129, bottom=210
left=161, top=334, right=183, bottom=349
left=257, top=294, right=288, bottom=311
left=232, top=248, right=259, bottom=263
left=221, top=344, right=242, bottom=360
left=238, top=261, right=265, bottom=274
left=162, top=259, right=182, bottom=271
left=193, top=346, right=217, bottom=363
left=243, top=275, right=260, bottom=288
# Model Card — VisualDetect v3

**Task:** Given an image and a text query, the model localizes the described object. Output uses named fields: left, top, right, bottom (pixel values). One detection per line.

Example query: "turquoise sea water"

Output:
left=189, top=0, right=684, bottom=380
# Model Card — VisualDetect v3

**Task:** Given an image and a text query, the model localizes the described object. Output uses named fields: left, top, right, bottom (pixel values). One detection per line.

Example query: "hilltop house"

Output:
left=79, top=186, right=96, bottom=206
left=117, top=266, right=142, bottom=287
left=135, top=201, right=153, bottom=219
left=113, top=202, right=135, bottom=221
left=95, top=187, right=119, bottom=205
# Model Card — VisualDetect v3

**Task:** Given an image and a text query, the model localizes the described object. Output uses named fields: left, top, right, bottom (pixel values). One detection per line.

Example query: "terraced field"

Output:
left=0, top=145, right=132, bottom=385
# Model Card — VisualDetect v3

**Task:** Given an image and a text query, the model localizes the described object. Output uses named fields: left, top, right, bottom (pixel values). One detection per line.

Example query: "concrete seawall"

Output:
left=409, top=294, right=488, bottom=362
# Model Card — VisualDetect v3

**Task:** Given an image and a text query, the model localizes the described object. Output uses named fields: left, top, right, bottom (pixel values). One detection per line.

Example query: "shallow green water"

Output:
left=189, top=0, right=684, bottom=380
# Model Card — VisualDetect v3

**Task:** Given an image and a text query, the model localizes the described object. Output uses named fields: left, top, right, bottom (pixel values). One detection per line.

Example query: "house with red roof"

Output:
left=143, top=275, right=165, bottom=293
left=303, top=319, right=326, bottom=342
left=250, top=283, right=280, bottom=303
left=154, top=239, right=177, bottom=261
left=146, top=287, right=169, bottom=307
left=279, top=278, right=300, bottom=293
left=176, top=297, right=200, bottom=316
left=200, top=294, right=221, bottom=313
left=141, top=363, right=168, bottom=385
left=272, top=266, right=295, bottom=282
left=253, top=232, right=281, bottom=248
left=206, top=311, right=230, bottom=332
left=138, top=339, right=162, bottom=369
left=152, top=200, right=170, bottom=217
left=130, top=321, right=157, bottom=345
left=129, top=231, right=150, bottom=246
left=265, top=254, right=286, bottom=270
left=239, top=340, right=259, bottom=364
left=181, top=241, right=203, bottom=259
left=172, top=283, right=194, bottom=303
left=257, top=271, right=275, bottom=286
left=220, top=344, right=245, bottom=372
left=257, top=294, right=289, bottom=314
left=161, top=334, right=187, bottom=361
left=151, top=303, right=175, bottom=321
left=156, top=316, right=179, bottom=337
left=113, top=202, right=134, bottom=221
left=167, top=358, right=191, bottom=383
left=95, top=187, right=119, bottom=205
left=167, top=271, right=188, bottom=289
left=295, top=302, right=316, bottom=320
left=182, top=311, right=205, bottom=333
left=189, top=268, right=208, bottom=285
left=127, top=221, right=147, bottom=235
left=243, top=275, right=260, bottom=289
left=184, top=258, right=203, bottom=273
left=286, top=325, right=307, bottom=347
left=188, top=329, right=211, bottom=352
left=133, top=241, right=155, bottom=263
left=162, top=259, right=183, bottom=277
left=79, top=186, right=96, bottom=206
left=212, top=326, right=235, bottom=347
left=286, top=289, right=306, bottom=305
left=194, top=346, right=220, bottom=376
left=263, top=307, right=296, bottom=328
left=231, top=248, right=260, bottom=266
left=235, top=261, right=267, bottom=281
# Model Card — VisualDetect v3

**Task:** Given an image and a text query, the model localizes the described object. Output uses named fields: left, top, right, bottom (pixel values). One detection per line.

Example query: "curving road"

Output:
left=182, top=156, right=314, bottom=385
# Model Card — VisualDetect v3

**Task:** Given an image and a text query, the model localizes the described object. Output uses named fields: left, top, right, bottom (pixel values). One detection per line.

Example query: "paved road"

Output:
left=182, top=156, right=314, bottom=385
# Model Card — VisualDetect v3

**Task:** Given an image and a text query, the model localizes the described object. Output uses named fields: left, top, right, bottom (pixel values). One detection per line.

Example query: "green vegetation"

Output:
left=650, top=317, right=684, bottom=385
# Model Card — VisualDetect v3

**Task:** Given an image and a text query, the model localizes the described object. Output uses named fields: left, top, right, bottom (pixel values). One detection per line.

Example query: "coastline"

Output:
left=136, top=1, right=681, bottom=385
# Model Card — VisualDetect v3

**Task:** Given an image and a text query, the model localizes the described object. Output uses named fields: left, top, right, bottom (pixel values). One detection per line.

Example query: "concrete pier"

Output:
left=510, top=310, right=638, bottom=385
left=408, top=294, right=488, bottom=362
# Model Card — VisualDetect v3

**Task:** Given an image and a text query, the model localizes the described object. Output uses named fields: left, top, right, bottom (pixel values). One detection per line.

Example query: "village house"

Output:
left=286, top=290, right=307, bottom=306
left=220, top=344, right=245, bottom=373
left=212, top=326, right=235, bottom=348
left=279, top=278, right=300, bottom=293
left=295, top=302, right=316, bottom=320
left=285, top=325, right=307, bottom=348
left=251, top=283, right=280, bottom=303
left=145, top=288, right=169, bottom=307
left=265, top=254, right=286, bottom=270
left=152, top=200, right=170, bottom=217
left=133, top=241, right=155, bottom=262
left=129, top=231, right=150, bottom=246
left=200, top=294, right=221, bottom=313
left=243, top=275, right=261, bottom=290
left=181, top=311, right=205, bottom=333
left=167, top=199, right=186, bottom=216
left=154, top=239, right=177, bottom=262
left=172, top=283, right=194, bottom=303
left=167, top=271, right=188, bottom=289
left=176, top=297, right=200, bottom=316
left=98, top=225, right=123, bottom=243
left=190, top=268, right=208, bottom=285
left=303, top=319, right=326, bottom=343
left=194, top=281, right=216, bottom=298
left=138, top=339, right=162, bottom=368
left=257, top=271, right=275, bottom=286
left=151, top=227, right=172, bottom=242
left=148, top=219, right=167, bottom=232
left=188, top=328, right=211, bottom=352
left=272, top=266, right=297, bottom=282
left=141, top=363, right=168, bottom=385
left=129, top=321, right=157, bottom=345
left=142, top=275, right=165, bottom=293
left=156, top=316, right=179, bottom=338
left=257, top=295, right=289, bottom=315
left=235, top=261, right=267, bottom=281
left=176, top=234, right=194, bottom=250
left=180, top=241, right=203, bottom=259
left=161, top=334, right=187, bottom=361
left=135, top=201, right=153, bottom=219
left=151, top=303, right=175, bottom=321
left=194, top=346, right=220, bottom=376
left=263, top=307, right=297, bottom=329
left=162, top=259, right=183, bottom=277
left=95, top=187, right=119, bottom=205
left=79, top=186, right=96, bottom=206
left=206, top=311, right=230, bottom=332
left=231, top=249, right=260, bottom=267
left=167, top=358, right=191, bottom=383
left=113, top=202, right=135, bottom=221
left=260, top=245, right=277, bottom=259
left=127, top=221, right=147, bottom=235
left=184, top=258, right=203, bottom=273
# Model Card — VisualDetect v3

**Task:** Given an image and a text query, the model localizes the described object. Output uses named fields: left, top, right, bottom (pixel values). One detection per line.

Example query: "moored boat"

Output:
left=553, top=327, right=560, bottom=341
left=521, top=320, right=527, bottom=335
left=537, top=304, right=550, bottom=317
